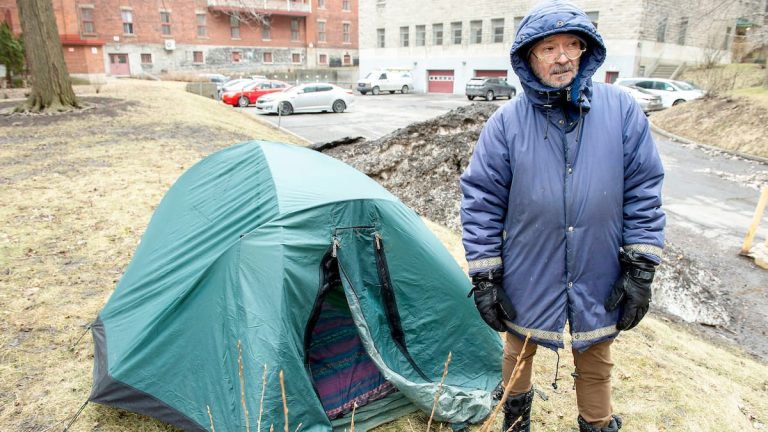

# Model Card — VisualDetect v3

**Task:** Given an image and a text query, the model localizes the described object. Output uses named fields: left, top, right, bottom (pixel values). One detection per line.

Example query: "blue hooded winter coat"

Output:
left=460, top=0, right=665, bottom=351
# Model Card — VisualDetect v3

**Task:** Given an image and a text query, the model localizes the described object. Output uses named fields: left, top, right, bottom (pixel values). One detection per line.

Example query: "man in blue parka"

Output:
left=460, top=1, right=665, bottom=431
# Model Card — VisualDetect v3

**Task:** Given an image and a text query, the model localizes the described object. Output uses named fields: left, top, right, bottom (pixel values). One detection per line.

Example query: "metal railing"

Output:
left=207, top=0, right=311, bottom=13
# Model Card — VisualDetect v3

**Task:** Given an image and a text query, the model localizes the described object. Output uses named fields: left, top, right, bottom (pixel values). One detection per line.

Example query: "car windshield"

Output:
left=364, top=72, right=374, bottom=79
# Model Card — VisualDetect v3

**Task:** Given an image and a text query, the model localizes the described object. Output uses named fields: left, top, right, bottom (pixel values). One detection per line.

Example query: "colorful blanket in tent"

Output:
left=308, top=287, right=395, bottom=419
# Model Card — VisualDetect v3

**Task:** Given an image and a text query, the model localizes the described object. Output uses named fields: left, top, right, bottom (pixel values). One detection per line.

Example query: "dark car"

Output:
left=466, top=77, right=517, bottom=101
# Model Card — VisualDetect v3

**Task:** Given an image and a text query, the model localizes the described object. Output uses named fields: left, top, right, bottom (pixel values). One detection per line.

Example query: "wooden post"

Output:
left=740, top=187, right=768, bottom=256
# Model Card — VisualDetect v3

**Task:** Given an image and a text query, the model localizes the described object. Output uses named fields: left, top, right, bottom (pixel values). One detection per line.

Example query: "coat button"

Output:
left=568, top=282, right=573, bottom=288
left=574, top=334, right=580, bottom=340
left=556, top=20, right=564, bottom=27
left=568, top=168, right=573, bottom=174
left=558, top=119, right=564, bottom=125
left=568, top=226, right=574, bottom=232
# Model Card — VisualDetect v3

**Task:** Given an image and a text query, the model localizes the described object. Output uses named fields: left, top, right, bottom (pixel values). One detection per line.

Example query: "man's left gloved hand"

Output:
left=604, top=250, right=656, bottom=331
left=468, top=268, right=516, bottom=332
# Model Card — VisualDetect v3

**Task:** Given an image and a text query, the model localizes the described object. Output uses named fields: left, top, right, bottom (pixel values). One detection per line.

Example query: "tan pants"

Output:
left=502, top=333, right=614, bottom=428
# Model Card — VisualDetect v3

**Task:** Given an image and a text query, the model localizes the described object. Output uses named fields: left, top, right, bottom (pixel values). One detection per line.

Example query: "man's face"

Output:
left=528, top=33, right=584, bottom=88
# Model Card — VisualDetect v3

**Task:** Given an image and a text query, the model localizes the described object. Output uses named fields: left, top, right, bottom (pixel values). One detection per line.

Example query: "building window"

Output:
left=80, top=7, right=95, bottom=35
left=343, top=53, right=351, bottom=65
left=343, top=23, right=351, bottom=43
left=318, top=0, right=324, bottom=8
left=317, top=20, right=326, bottom=42
left=319, top=53, right=328, bottom=64
left=657, top=17, right=667, bottom=42
left=230, top=14, right=240, bottom=39
left=262, top=16, right=271, bottom=40
left=342, top=0, right=350, bottom=11
left=432, top=23, right=443, bottom=45
left=160, top=11, right=171, bottom=35
left=292, top=53, right=301, bottom=63
left=491, top=18, right=504, bottom=43
left=232, top=51, right=242, bottom=63
left=193, top=51, right=204, bottom=63
left=451, top=21, right=462, bottom=44
left=415, top=25, right=425, bottom=46
left=400, top=26, right=409, bottom=47
left=586, top=11, right=599, bottom=30
left=678, top=17, right=688, bottom=45
left=121, top=9, right=133, bottom=35
left=291, top=18, right=300, bottom=41
left=377, top=28, right=385, bottom=48
left=470, top=20, right=482, bottom=44
left=263, top=52, right=273, bottom=63
left=513, top=16, right=524, bottom=32
left=196, top=13, right=207, bottom=37
left=141, top=53, right=152, bottom=64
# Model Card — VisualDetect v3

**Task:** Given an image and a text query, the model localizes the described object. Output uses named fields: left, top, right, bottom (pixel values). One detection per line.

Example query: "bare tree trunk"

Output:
left=15, top=0, right=79, bottom=112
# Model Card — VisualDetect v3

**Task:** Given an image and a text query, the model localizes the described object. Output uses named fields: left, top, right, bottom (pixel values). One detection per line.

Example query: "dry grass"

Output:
left=1, top=79, right=766, bottom=432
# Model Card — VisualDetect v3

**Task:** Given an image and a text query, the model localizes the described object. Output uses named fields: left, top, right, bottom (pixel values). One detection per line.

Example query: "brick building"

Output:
left=0, top=0, right=359, bottom=83
left=359, top=0, right=764, bottom=94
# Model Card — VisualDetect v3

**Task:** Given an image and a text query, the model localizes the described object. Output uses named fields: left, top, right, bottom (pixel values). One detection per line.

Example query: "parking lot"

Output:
left=241, top=92, right=506, bottom=144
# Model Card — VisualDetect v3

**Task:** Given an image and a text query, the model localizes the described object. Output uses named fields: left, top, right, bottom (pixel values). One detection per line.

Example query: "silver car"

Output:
left=620, top=85, right=664, bottom=114
left=255, top=83, right=354, bottom=115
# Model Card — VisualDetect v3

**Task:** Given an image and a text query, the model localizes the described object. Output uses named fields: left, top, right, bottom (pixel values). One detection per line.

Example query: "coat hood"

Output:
left=510, top=0, right=606, bottom=107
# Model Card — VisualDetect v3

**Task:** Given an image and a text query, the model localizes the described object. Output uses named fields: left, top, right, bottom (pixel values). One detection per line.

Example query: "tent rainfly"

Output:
left=89, top=141, right=502, bottom=431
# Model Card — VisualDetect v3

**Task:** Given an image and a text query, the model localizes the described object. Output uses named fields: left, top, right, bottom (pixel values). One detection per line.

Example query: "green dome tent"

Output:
left=89, top=141, right=502, bottom=431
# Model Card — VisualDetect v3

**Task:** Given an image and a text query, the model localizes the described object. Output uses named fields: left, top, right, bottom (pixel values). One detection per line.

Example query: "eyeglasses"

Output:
left=530, top=40, right=587, bottom=64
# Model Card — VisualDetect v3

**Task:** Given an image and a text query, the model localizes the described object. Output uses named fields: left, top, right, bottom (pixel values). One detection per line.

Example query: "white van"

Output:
left=357, top=69, right=414, bottom=95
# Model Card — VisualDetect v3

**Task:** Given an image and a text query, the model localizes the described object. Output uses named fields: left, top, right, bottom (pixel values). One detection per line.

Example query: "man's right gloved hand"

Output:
left=467, top=268, right=516, bottom=332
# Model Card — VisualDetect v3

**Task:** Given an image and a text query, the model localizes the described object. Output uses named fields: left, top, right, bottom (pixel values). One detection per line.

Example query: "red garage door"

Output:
left=428, top=70, right=455, bottom=93
left=475, top=69, right=508, bottom=78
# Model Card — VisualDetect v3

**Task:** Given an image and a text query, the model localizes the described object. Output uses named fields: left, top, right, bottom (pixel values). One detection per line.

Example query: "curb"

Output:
left=649, top=120, right=768, bottom=164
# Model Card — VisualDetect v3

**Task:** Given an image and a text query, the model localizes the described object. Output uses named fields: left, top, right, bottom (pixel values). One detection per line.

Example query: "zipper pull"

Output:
left=566, top=86, right=572, bottom=102
left=332, top=237, right=339, bottom=257
left=374, top=233, right=381, bottom=250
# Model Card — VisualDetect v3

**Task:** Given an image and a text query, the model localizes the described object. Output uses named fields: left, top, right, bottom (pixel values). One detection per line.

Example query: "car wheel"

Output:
left=278, top=102, right=293, bottom=116
left=372, top=86, right=380, bottom=95
left=332, top=99, right=347, bottom=113
left=486, top=90, right=495, bottom=101
left=672, top=99, right=685, bottom=106
left=467, top=95, right=475, bottom=100
left=401, top=85, right=410, bottom=94
left=237, top=96, right=249, bottom=107
left=360, top=91, right=367, bottom=95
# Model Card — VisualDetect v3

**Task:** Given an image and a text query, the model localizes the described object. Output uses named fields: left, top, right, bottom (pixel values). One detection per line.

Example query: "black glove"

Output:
left=604, top=250, right=656, bottom=331
left=468, top=268, right=516, bottom=332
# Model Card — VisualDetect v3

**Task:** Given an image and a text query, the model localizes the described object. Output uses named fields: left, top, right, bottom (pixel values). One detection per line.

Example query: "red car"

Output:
left=222, top=80, right=290, bottom=107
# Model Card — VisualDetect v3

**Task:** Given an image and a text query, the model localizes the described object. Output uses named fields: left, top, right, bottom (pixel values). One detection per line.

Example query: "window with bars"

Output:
left=342, top=0, right=350, bottom=11
left=292, top=53, right=301, bottom=63
left=377, top=28, right=385, bottom=48
left=400, top=26, right=409, bottom=47
left=291, top=18, right=300, bottom=41
left=196, top=13, right=206, bottom=37
left=80, top=7, right=95, bottom=35
left=319, top=53, right=328, bottom=64
left=160, top=11, right=171, bottom=35
left=343, top=23, right=351, bottom=43
left=657, top=17, right=667, bottom=42
left=263, top=52, right=273, bottom=63
left=121, top=9, right=133, bottom=34
left=318, top=0, right=324, bottom=8
left=317, top=20, right=326, bottom=42
left=415, top=25, right=425, bottom=46
left=232, top=51, right=242, bottom=63
left=262, top=16, right=271, bottom=40
left=343, top=53, right=351, bottom=65
left=230, top=14, right=240, bottom=39
left=470, top=20, right=482, bottom=44
left=678, top=17, right=688, bottom=45
left=432, top=23, right=443, bottom=45
left=193, top=51, right=204, bottom=63
left=451, top=22, right=462, bottom=44
left=141, top=53, right=152, bottom=64
left=491, top=18, right=504, bottom=43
